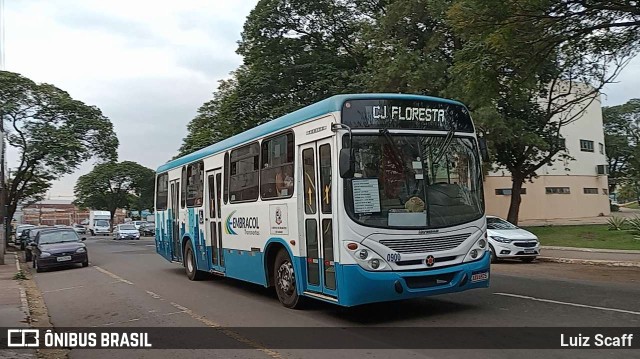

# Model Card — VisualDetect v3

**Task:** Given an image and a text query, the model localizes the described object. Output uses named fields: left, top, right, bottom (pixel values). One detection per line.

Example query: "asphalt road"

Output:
left=28, top=236, right=640, bottom=359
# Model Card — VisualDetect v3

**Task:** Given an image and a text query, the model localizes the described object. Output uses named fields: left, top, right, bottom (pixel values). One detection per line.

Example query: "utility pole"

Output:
left=0, top=0, right=5, bottom=265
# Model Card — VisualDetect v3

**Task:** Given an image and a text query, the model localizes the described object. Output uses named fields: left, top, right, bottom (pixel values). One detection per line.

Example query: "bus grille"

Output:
left=380, top=233, right=470, bottom=254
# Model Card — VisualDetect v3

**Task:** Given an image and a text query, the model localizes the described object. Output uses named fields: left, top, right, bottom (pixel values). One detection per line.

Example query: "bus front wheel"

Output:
left=184, top=241, right=206, bottom=281
left=274, top=249, right=301, bottom=309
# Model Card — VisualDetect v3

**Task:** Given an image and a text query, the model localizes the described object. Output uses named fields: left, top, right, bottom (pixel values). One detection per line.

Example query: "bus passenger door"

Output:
left=299, top=138, right=337, bottom=298
left=205, top=169, right=225, bottom=273
left=169, top=179, right=182, bottom=263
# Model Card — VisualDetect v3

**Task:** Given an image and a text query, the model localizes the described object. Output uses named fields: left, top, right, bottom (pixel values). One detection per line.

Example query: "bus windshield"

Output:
left=344, top=134, right=483, bottom=229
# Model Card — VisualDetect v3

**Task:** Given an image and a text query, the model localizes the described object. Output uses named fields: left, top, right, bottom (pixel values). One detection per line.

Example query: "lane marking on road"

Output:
left=93, top=266, right=133, bottom=285
left=145, top=290, right=162, bottom=299
left=494, top=292, right=640, bottom=316
left=165, top=301, right=284, bottom=358
left=42, top=285, right=85, bottom=294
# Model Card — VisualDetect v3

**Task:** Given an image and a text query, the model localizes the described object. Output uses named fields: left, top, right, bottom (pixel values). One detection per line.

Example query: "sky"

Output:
left=3, top=0, right=640, bottom=199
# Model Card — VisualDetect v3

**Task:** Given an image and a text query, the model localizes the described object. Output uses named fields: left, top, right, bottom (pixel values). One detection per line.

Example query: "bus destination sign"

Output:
left=341, top=99, right=474, bottom=132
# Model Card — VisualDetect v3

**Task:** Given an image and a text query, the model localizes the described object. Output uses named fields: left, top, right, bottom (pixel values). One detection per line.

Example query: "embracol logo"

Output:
left=225, top=210, right=260, bottom=235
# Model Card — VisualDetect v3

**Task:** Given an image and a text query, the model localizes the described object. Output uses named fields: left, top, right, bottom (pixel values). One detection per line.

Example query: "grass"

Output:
left=523, top=224, right=640, bottom=250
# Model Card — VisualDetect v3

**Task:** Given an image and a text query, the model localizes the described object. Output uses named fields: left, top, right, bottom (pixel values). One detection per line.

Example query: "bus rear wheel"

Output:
left=274, top=249, right=301, bottom=309
left=184, top=241, right=206, bottom=281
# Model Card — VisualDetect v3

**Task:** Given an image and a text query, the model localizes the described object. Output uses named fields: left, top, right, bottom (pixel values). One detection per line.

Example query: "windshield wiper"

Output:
left=432, top=128, right=455, bottom=165
left=379, top=129, right=412, bottom=174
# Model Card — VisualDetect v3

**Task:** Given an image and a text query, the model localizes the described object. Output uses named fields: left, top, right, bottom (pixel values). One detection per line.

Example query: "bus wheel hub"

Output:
left=278, top=261, right=295, bottom=295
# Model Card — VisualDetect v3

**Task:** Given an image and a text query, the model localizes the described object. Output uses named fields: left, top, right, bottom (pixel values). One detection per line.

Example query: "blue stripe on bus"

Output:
left=157, top=93, right=466, bottom=173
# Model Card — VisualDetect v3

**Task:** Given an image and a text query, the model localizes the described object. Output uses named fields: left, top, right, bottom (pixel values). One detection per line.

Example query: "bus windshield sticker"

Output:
left=352, top=179, right=381, bottom=214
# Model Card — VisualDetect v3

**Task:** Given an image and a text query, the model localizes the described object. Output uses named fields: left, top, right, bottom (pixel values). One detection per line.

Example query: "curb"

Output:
left=540, top=246, right=640, bottom=254
left=537, top=256, right=640, bottom=268
left=14, top=253, right=32, bottom=323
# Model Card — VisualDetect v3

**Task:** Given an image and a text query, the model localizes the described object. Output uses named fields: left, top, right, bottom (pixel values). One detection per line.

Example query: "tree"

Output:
left=603, top=99, right=640, bottom=193
left=0, top=71, right=118, bottom=262
left=177, top=0, right=370, bottom=157
left=73, top=161, right=155, bottom=229
left=446, top=0, right=638, bottom=224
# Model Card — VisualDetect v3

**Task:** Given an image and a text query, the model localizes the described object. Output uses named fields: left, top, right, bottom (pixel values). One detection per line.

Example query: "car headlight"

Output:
left=76, top=247, right=86, bottom=253
left=491, top=236, right=512, bottom=243
left=345, top=242, right=390, bottom=271
left=463, top=237, right=488, bottom=263
left=40, top=252, right=51, bottom=258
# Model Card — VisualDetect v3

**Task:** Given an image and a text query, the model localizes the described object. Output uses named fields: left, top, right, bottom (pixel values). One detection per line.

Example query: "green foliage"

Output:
left=628, top=216, right=640, bottom=233
left=603, top=99, right=640, bottom=192
left=73, top=161, right=155, bottom=226
left=0, top=71, right=118, bottom=227
left=13, top=270, right=27, bottom=280
left=607, top=216, right=627, bottom=231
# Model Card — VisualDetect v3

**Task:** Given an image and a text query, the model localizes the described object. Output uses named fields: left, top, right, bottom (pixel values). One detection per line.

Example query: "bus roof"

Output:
left=157, top=93, right=465, bottom=173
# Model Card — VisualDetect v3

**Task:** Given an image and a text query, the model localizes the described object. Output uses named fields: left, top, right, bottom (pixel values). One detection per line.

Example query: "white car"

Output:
left=486, top=216, right=540, bottom=263
left=113, top=224, right=141, bottom=240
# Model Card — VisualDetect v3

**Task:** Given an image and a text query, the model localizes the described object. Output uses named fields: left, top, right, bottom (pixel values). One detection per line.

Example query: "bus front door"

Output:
left=299, top=138, right=337, bottom=298
left=205, top=169, right=225, bottom=273
left=169, top=179, right=182, bottom=263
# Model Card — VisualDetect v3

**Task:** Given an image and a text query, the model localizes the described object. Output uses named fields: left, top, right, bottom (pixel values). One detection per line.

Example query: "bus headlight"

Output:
left=463, top=237, right=487, bottom=263
left=345, top=242, right=390, bottom=271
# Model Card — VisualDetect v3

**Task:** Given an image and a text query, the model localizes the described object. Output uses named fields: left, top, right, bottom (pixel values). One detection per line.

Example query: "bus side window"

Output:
left=181, top=167, right=186, bottom=208
left=261, top=133, right=294, bottom=199
left=156, top=173, right=168, bottom=210
left=319, top=144, right=331, bottom=213
left=229, top=143, right=260, bottom=203
left=186, top=161, right=204, bottom=207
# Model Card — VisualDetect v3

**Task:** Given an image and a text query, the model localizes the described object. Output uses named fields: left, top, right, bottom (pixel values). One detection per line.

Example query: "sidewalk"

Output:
left=0, top=252, right=36, bottom=358
left=539, top=246, right=640, bottom=267
left=519, top=207, right=640, bottom=227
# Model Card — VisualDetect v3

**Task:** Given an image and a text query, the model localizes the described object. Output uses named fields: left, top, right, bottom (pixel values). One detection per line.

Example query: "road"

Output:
left=27, top=236, right=640, bottom=359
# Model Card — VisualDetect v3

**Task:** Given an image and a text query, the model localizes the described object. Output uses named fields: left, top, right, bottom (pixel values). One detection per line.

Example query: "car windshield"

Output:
left=119, top=224, right=136, bottom=230
left=95, top=220, right=109, bottom=227
left=344, top=134, right=484, bottom=229
left=38, top=230, right=80, bottom=244
left=487, top=217, right=518, bottom=230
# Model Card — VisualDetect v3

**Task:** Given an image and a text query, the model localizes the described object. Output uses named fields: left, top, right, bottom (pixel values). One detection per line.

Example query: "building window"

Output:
left=185, top=161, right=204, bottom=207
left=155, top=173, right=169, bottom=210
left=495, top=188, right=527, bottom=195
left=580, top=139, right=594, bottom=152
left=603, top=189, right=609, bottom=195
left=546, top=187, right=570, bottom=194
left=583, top=188, right=598, bottom=195
left=599, top=143, right=604, bottom=154
left=260, top=133, right=294, bottom=199
left=229, top=142, right=260, bottom=203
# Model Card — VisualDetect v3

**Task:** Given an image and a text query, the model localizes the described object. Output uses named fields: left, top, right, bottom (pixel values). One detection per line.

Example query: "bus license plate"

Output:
left=57, top=256, right=72, bottom=262
left=471, top=272, right=489, bottom=282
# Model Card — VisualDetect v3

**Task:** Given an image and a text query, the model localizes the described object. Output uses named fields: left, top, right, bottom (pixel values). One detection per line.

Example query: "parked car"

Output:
left=29, top=228, right=88, bottom=273
left=14, top=224, right=35, bottom=246
left=140, top=222, right=155, bottom=236
left=72, top=224, right=87, bottom=235
left=487, top=216, right=540, bottom=263
left=24, top=226, right=53, bottom=261
left=131, top=221, right=146, bottom=230
left=113, top=224, right=140, bottom=240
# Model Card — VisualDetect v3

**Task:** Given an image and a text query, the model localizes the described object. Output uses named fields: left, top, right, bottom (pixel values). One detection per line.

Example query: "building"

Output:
left=484, top=87, right=610, bottom=221
left=20, top=199, right=128, bottom=226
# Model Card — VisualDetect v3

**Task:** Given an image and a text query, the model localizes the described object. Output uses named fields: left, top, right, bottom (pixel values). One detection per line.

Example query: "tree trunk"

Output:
left=109, top=210, right=116, bottom=232
left=507, top=177, right=525, bottom=225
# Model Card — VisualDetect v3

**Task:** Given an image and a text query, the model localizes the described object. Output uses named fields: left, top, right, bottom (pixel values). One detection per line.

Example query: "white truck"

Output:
left=87, top=210, right=111, bottom=236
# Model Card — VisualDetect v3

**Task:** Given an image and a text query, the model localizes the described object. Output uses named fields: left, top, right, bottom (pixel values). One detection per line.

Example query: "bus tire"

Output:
left=274, top=249, right=301, bottom=309
left=184, top=241, right=205, bottom=281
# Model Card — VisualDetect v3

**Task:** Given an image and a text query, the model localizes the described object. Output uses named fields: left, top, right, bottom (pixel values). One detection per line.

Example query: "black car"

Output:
left=22, top=226, right=51, bottom=255
left=30, top=228, right=88, bottom=273
left=140, top=222, right=155, bottom=236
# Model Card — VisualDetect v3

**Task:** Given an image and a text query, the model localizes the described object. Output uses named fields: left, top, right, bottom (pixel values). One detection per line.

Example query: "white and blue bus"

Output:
left=155, top=94, right=490, bottom=308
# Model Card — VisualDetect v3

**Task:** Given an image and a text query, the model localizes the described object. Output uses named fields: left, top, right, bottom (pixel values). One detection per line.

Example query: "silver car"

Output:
left=113, top=224, right=141, bottom=240
left=486, top=216, right=540, bottom=263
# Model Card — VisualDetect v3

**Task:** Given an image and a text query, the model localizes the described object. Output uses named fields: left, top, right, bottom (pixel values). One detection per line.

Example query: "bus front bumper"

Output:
left=337, top=251, right=490, bottom=307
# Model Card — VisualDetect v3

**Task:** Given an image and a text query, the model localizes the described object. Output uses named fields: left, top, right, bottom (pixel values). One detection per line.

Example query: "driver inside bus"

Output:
left=275, top=166, right=294, bottom=197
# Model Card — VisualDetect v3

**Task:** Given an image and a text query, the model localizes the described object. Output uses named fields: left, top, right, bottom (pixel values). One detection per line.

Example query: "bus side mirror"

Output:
left=339, top=148, right=355, bottom=178
left=478, top=137, right=489, bottom=162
